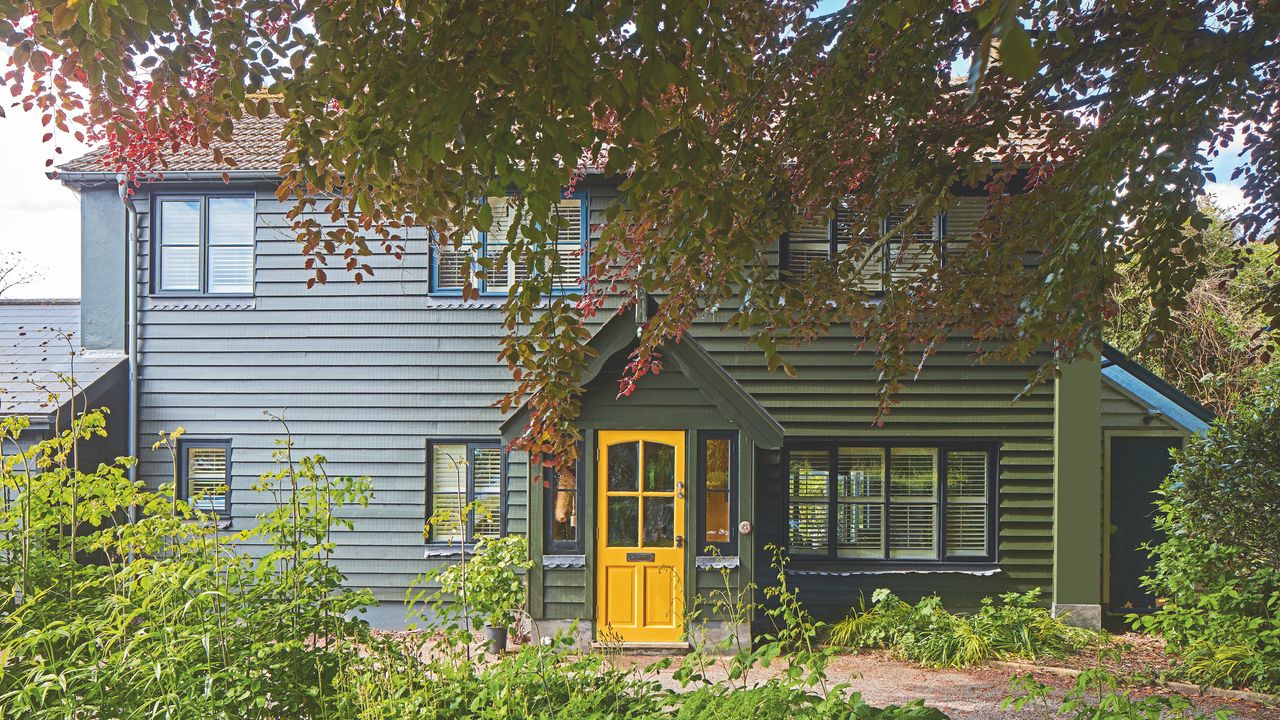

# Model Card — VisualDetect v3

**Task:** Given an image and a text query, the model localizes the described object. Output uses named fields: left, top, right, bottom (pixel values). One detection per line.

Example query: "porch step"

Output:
left=590, top=641, right=690, bottom=655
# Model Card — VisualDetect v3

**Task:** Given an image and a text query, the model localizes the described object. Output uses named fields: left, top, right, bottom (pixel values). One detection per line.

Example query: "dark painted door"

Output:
left=1108, top=436, right=1180, bottom=616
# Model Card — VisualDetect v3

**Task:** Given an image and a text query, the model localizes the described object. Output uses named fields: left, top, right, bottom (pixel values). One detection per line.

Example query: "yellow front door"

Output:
left=596, top=430, right=686, bottom=644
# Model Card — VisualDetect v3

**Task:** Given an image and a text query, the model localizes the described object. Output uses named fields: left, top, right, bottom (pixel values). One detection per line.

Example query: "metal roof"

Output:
left=0, top=300, right=126, bottom=423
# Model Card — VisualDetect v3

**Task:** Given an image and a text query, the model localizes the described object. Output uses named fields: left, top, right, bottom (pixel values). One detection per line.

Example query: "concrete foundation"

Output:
left=1052, top=603, right=1103, bottom=630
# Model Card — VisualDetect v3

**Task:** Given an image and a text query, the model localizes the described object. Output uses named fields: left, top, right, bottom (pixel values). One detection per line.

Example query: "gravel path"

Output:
left=610, top=651, right=1280, bottom=720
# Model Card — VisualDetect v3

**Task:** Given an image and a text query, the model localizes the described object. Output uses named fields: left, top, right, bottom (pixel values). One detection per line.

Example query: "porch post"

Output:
left=1051, top=354, right=1103, bottom=628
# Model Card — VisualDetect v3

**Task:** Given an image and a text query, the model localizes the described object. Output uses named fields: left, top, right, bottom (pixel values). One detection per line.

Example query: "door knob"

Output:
left=675, top=535, right=684, bottom=549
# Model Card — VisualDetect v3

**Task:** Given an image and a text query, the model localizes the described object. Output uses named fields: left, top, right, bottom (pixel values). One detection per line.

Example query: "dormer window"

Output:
left=154, top=195, right=255, bottom=295
left=430, top=193, right=587, bottom=297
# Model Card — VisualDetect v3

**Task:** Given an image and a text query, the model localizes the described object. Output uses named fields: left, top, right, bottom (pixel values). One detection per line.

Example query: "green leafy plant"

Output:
left=829, top=588, right=1100, bottom=668
left=420, top=529, right=532, bottom=631
left=1132, top=378, right=1280, bottom=693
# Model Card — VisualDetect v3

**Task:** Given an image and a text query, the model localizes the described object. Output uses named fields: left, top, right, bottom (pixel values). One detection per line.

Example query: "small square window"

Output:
left=155, top=195, right=254, bottom=295
left=427, top=441, right=504, bottom=544
left=179, top=439, right=231, bottom=516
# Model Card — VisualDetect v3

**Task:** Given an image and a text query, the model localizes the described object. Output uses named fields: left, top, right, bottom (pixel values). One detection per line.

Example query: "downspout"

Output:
left=117, top=175, right=140, bottom=524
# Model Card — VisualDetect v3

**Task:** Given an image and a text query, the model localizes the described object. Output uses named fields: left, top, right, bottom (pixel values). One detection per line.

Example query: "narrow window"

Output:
left=887, top=448, right=939, bottom=559
left=945, top=450, right=990, bottom=558
left=155, top=195, right=254, bottom=295
left=179, top=439, right=231, bottom=516
left=427, top=441, right=503, bottom=544
left=544, top=452, right=584, bottom=553
left=699, top=432, right=737, bottom=554
left=787, top=449, right=831, bottom=555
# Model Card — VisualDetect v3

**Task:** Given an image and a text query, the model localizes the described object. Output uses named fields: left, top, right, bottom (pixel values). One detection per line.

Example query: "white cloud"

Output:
left=1204, top=182, right=1247, bottom=216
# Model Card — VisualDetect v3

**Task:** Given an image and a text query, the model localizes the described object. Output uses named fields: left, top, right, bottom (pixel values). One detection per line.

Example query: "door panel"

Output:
left=596, top=431, right=686, bottom=643
left=1108, top=436, right=1180, bottom=615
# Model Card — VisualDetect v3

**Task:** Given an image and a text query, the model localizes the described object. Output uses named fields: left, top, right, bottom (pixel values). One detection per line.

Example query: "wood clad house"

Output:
left=53, top=115, right=1211, bottom=643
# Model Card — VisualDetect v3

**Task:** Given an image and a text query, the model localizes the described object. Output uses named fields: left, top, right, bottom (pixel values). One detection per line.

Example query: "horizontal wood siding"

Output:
left=130, top=186, right=523, bottom=602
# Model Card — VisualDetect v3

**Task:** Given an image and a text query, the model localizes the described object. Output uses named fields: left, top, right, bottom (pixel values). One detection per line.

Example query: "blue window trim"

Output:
left=425, top=439, right=506, bottom=546
left=428, top=188, right=589, bottom=297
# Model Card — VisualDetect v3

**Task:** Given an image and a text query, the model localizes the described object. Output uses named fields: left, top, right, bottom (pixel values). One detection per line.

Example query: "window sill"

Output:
left=145, top=296, right=256, bottom=311
left=422, top=544, right=475, bottom=559
left=695, top=555, right=739, bottom=570
left=785, top=562, right=1000, bottom=577
left=542, top=554, right=586, bottom=569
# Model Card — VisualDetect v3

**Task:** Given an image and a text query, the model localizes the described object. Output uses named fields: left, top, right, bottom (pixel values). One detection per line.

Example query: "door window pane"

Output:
left=607, top=442, right=639, bottom=491
left=643, top=497, right=675, bottom=547
left=643, top=441, right=675, bottom=491
left=607, top=497, right=639, bottom=547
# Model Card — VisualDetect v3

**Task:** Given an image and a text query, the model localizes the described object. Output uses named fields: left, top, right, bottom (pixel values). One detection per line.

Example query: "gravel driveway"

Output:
left=611, top=651, right=1280, bottom=720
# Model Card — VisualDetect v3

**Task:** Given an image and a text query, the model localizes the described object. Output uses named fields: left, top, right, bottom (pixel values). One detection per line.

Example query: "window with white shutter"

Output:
left=179, top=440, right=231, bottom=515
left=786, top=443, right=996, bottom=563
left=427, top=441, right=505, bottom=544
left=884, top=207, right=941, bottom=284
left=430, top=193, right=587, bottom=296
left=154, top=195, right=254, bottom=295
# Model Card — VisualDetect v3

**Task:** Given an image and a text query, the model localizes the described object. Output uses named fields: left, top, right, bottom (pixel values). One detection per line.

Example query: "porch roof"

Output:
left=499, top=299, right=785, bottom=450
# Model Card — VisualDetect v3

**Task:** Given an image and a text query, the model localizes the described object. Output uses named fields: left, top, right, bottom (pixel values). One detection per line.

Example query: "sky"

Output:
left=0, top=25, right=1251, bottom=299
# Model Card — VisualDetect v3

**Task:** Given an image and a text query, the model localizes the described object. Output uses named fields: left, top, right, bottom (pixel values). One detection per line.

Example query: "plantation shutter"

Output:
left=482, top=197, right=531, bottom=293
left=787, top=449, right=830, bottom=554
left=186, top=445, right=229, bottom=514
left=471, top=446, right=503, bottom=538
left=158, top=199, right=201, bottom=291
left=548, top=198, right=586, bottom=290
left=945, top=450, right=989, bottom=558
left=943, top=196, right=986, bottom=259
left=834, top=205, right=883, bottom=292
left=431, top=444, right=468, bottom=543
left=206, top=197, right=254, bottom=294
left=782, top=215, right=830, bottom=280
left=888, top=448, right=938, bottom=559
left=884, top=207, right=940, bottom=284
left=434, top=241, right=472, bottom=291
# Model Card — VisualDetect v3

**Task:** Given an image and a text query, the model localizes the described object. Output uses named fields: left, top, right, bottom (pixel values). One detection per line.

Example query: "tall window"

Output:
left=155, top=195, right=255, bottom=295
left=786, top=444, right=995, bottom=562
left=699, top=431, right=737, bottom=554
left=428, top=441, right=503, bottom=544
left=431, top=194, right=586, bottom=296
left=178, top=439, right=231, bottom=516
left=544, top=452, right=584, bottom=553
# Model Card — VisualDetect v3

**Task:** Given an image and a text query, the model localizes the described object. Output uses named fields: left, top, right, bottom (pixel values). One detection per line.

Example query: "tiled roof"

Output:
left=0, top=300, right=126, bottom=418
left=56, top=114, right=289, bottom=174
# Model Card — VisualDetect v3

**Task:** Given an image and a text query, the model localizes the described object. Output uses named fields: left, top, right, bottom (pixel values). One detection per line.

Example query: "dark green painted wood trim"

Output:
left=528, top=451, right=545, bottom=616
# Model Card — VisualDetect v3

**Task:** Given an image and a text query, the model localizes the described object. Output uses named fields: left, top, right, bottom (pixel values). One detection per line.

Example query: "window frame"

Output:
left=425, top=439, right=506, bottom=546
left=429, top=189, right=589, bottom=297
left=543, top=450, right=585, bottom=554
left=782, top=440, right=998, bottom=566
left=150, top=192, right=256, bottom=297
left=697, top=430, right=738, bottom=556
left=176, top=437, right=233, bottom=518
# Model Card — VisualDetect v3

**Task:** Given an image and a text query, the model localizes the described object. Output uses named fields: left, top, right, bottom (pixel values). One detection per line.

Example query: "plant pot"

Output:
left=483, top=623, right=508, bottom=654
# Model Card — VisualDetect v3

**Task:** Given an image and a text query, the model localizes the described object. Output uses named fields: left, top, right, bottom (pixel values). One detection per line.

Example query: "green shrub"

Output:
left=829, top=588, right=1099, bottom=668
left=1133, top=379, right=1280, bottom=693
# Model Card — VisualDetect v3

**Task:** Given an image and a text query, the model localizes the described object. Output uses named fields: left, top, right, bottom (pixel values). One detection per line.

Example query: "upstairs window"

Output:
left=431, top=193, right=587, bottom=296
left=427, top=441, right=504, bottom=544
left=786, top=443, right=996, bottom=563
left=779, top=197, right=987, bottom=290
left=154, top=195, right=255, bottom=295
left=179, top=439, right=231, bottom=516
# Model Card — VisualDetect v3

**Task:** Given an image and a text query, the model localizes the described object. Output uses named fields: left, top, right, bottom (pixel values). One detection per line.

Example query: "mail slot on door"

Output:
left=626, top=552, right=656, bottom=562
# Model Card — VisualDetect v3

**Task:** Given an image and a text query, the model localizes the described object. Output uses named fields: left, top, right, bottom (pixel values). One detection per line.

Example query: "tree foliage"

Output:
left=1134, top=380, right=1280, bottom=692
left=1106, top=201, right=1278, bottom=413
left=2, top=0, right=1277, bottom=473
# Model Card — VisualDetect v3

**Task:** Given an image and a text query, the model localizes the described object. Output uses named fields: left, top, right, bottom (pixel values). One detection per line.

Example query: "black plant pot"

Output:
left=483, top=623, right=508, bottom=654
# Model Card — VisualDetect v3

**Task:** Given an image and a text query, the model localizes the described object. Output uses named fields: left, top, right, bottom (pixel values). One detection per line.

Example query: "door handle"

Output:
left=676, top=482, right=685, bottom=499
left=675, top=535, right=684, bottom=549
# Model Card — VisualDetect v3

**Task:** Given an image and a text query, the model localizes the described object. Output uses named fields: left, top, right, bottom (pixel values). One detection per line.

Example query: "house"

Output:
left=52, top=115, right=1212, bottom=643
left=0, top=299, right=128, bottom=466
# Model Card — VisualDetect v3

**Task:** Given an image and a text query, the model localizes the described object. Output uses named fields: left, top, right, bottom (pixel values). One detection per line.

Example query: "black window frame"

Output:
left=150, top=192, right=256, bottom=297
left=425, top=439, right=506, bottom=546
left=778, top=207, right=950, bottom=292
left=543, top=450, right=585, bottom=554
left=782, top=440, right=999, bottom=566
left=176, top=437, right=233, bottom=518
left=697, top=430, right=738, bottom=556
